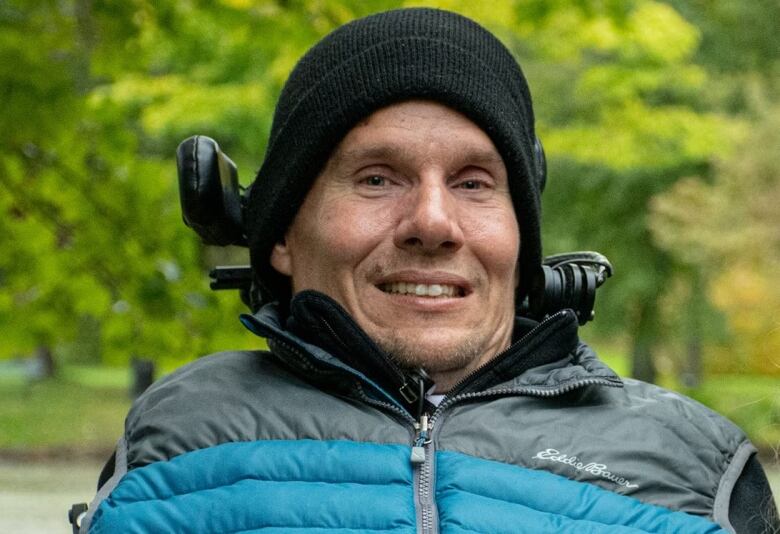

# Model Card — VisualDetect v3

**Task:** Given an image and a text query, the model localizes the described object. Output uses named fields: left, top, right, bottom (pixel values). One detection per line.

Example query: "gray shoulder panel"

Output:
left=81, top=436, right=128, bottom=533
left=123, top=350, right=411, bottom=469
left=712, top=440, right=757, bottom=533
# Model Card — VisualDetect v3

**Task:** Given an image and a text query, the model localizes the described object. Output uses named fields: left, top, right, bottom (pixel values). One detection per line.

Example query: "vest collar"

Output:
left=241, top=290, right=620, bottom=414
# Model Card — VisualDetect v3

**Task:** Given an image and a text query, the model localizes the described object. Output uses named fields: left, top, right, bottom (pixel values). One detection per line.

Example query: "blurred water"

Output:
left=0, top=459, right=102, bottom=534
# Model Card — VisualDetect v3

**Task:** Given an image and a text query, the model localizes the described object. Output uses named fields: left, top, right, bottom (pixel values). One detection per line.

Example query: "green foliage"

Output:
left=1, top=0, right=778, bottom=385
left=0, top=0, right=265, bottom=364
left=511, top=2, right=734, bottom=364
left=669, top=0, right=780, bottom=78
left=650, top=105, right=780, bottom=374
left=650, top=105, right=780, bottom=269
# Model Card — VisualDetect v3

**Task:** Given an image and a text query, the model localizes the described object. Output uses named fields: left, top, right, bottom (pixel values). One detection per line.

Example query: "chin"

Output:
left=373, top=330, right=482, bottom=373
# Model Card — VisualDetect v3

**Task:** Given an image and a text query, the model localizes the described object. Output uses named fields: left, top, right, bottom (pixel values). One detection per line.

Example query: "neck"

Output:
left=427, top=344, right=507, bottom=393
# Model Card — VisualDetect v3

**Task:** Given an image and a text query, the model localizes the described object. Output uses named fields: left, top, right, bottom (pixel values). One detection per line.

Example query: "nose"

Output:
left=393, top=178, right=464, bottom=254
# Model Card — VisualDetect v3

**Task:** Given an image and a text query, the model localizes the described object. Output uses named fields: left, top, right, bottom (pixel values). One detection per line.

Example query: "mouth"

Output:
left=377, top=281, right=467, bottom=298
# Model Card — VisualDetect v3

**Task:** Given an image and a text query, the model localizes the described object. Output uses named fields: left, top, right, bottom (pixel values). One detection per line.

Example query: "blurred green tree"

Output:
left=1, top=0, right=776, bottom=382
left=650, top=104, right=780, bottom=375
left=499, top=0, right=736, bottom=382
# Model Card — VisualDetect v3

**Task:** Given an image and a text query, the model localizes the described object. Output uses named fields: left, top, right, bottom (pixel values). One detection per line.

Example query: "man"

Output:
left=79, top=8, right=778, bottom=533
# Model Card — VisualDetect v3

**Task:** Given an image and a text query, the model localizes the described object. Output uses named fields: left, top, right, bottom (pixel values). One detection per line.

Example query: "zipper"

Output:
left=268, top=337, right=334, bottom=377
left=430, top=376, right=622, bottom=429
left=250, top=307, right=428, bottom=428
left=320, top=317, right=426, bottom=407
left=445, top=310, right=570, bottom=399
left=285, top=291, right=430, bottom=408
left=411, top=411, right=436, bottom=534
left=352, top=381, right=416, bottom=427
left=351, top=379, right=439, bottom=533
left=411, top=413, right=430, bottom=464
left=274, top=334, right=436, bottom=531
left=271, top=333, right=418, bottom=417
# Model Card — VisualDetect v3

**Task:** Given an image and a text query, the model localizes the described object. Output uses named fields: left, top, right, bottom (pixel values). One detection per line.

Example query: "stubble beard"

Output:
left=374, top=331, right=484, bottom=377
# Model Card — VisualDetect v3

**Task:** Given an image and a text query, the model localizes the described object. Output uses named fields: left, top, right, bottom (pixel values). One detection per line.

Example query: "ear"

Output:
left=270, top=238, right=293, bottom=276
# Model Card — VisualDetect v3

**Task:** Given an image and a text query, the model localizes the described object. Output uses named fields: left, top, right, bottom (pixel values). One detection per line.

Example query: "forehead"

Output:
left=328, top=100, right=504, bottom=168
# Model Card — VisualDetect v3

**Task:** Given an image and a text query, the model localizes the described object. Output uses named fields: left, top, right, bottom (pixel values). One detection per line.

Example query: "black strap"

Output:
left=68, top=503, right=88, bottom=533
left=96, top=450, right=116, bottom=491
left=729, top=454, right=780, bottom=533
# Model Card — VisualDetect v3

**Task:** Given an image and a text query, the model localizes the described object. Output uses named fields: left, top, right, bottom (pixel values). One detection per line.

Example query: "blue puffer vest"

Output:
left=83, top=298, right=752, bottom=533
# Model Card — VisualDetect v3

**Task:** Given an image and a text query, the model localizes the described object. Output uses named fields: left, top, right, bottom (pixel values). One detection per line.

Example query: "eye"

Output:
left=459, top=180, right=482, bottom=190
left=361, top=175, right=386, bottom=187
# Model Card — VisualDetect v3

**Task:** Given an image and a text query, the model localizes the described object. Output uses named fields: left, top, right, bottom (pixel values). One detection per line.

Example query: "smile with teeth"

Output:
left=379, top=282, right=464, bottom=298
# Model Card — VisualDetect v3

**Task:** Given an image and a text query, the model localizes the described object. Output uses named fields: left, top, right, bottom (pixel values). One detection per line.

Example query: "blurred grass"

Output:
left=59, top=365, right=131, bottom=389
left=0, top=366, right=130, bottom=453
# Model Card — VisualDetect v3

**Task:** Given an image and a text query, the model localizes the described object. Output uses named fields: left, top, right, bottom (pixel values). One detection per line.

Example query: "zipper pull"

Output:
left=411, top=413, right=429, bottom=464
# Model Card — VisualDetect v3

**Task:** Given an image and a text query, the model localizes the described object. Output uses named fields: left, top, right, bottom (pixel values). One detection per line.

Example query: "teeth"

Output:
left=381, top=282, right=460, bottom=298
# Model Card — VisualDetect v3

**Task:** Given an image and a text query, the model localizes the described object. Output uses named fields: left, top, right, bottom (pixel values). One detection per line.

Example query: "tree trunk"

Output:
left=682, top=339, right=702, bottom=388
left=630, top=302, right=658, bottom=383
left=130, top=357, right=155, bottom=399
left=681, top=273, right=704, bottom=388
left=34, top=345, right=56, bottom=379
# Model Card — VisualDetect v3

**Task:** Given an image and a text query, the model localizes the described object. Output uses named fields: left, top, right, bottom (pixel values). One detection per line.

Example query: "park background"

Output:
left=1, top=0, right=778, bottom=529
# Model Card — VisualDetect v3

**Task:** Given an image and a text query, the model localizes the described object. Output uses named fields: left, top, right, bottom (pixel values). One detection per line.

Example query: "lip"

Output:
left=372, top=271, right=473, bottom=312
left=373, top=270, right=473, bottom=296
left=368, top=287, right=469, bottom=316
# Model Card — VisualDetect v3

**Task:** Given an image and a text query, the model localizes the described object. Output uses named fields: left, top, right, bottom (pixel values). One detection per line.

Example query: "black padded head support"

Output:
left=177, top=135, right=246, bottom=247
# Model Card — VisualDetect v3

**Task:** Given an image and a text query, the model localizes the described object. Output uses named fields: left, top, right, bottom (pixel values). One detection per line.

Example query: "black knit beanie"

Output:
left=246, top=7, right=544, bottom=308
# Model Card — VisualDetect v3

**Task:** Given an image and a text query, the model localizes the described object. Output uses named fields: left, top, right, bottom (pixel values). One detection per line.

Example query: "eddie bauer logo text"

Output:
left=533, top=448, right=639, bottom=489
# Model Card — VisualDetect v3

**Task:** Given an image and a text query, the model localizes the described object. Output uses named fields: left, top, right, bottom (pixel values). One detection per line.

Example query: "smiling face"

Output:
left=270, top=100, right=520, bottom=390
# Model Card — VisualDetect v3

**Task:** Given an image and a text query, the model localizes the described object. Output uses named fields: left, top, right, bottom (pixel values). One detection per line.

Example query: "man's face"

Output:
left=271, top=100, right=520, bottom=389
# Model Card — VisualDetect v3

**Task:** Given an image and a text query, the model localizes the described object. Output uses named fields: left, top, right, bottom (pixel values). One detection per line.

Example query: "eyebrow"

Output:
left=331, top=143, right=505, bottom=168
left=331, top=145, right=407, bottom=166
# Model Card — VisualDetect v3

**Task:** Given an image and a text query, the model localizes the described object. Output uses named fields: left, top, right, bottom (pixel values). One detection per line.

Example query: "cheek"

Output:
left=293, top=201, right=389, bottom=269
left=468, top=211, right=520, bottom=278
left=329, top=202, right=386, bottom=248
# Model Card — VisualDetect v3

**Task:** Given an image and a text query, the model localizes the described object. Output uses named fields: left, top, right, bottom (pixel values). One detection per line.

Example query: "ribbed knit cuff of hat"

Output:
left=246, top=8, right=543, bottom=309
